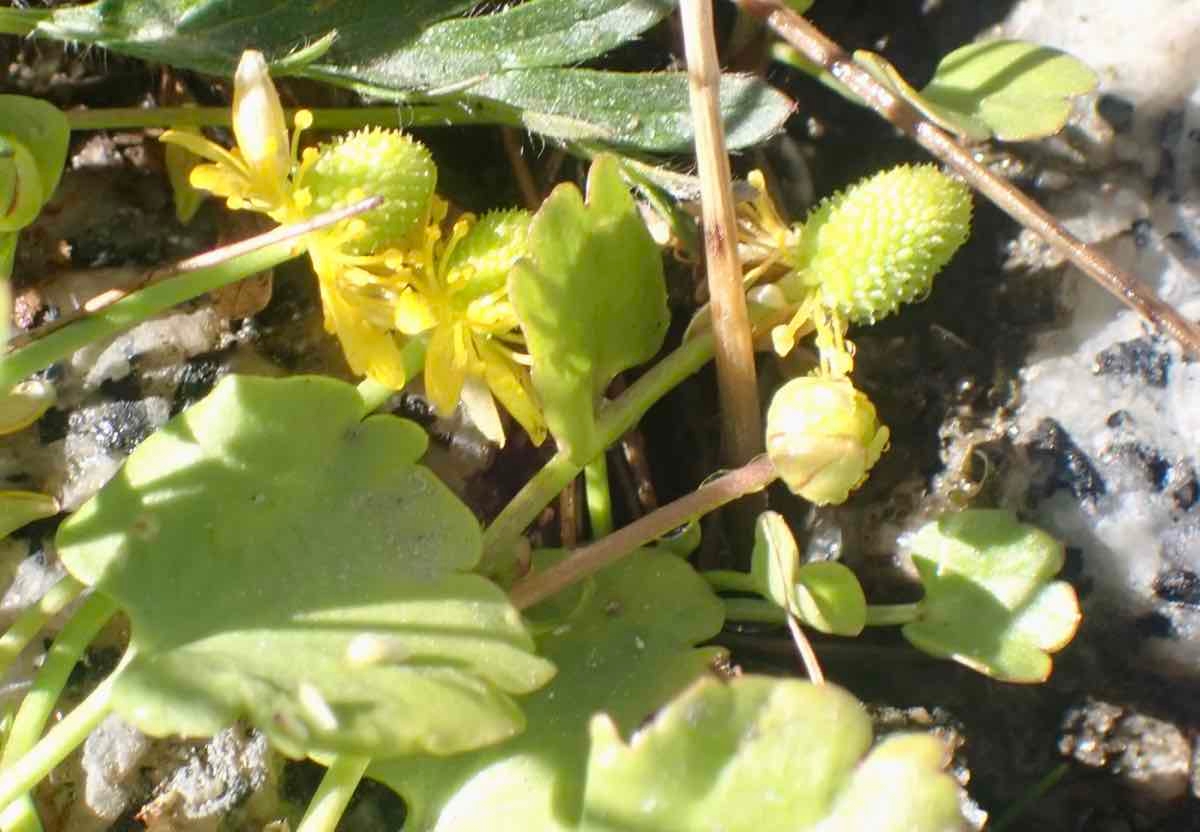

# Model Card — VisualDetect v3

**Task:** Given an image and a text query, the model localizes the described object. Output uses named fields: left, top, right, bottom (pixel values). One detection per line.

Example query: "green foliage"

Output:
left=581, top=676, right=966, bottom=832
left=371, top=547, right=724, bottom=831
left=35, top=0, right=793, bottom=153
left=750, top=511, right=866, bottom=636
left=0, top=491, right=58, bottom=540
left=855, top=40, right=1097, bottom=142
left=0, top=379, right=56, bottom=435
left=902, top=509, right=1081, bottom=683
left=55, top=375, right=554, bottom=759
left=0, top=95, right=69, bottom=232
left=510, top=155, right=668, bottom=462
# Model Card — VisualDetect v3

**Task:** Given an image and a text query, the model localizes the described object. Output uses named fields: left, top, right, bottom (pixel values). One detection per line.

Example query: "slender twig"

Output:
left=510, top=454, right=777, bottom=610
left=738, top=0, right=1200, bottom=358
left=785, top=613, right=825, bottom=684
left=680, top=0, right=763, bottom=467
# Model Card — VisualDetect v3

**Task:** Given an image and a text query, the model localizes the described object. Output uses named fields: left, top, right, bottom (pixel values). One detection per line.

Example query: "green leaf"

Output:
left=56, top=375, right=554, bottom=759
left=0, top=491, right=58, bottom=540
left=371, top=547, right=725, bottom=831
left=902, top=509, right=1081, bottom=683
left=581, top=676, right=966, bottom=832
left=749, top=511, right=866, bottom=636
left=317, top=0, right=675, bottom=93
left=39, top=0, right=477, bottom=76
left=467, top=69, right=794, bottom=153
left=509, top=155, right=668, bottom=461
left=0, top=96, right=69, bottom=231
left=36, top=1, right=794, bottom=153
left=856, top=40, right=1097, bottom=142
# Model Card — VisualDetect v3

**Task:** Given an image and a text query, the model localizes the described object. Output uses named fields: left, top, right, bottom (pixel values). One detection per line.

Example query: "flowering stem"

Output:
left=66, top=104, right=497, bottom=133
left=0, top=651, right=128, bottom=820
left=0, top=575, right=85, bottom=682
left=0, top=197, right=380, bottom=392
left=510, top=454, right=777, bottom=610
left=0, top=592, right=119, bottom=825
left=583, top=454, right=613, bottom=539
left=704, top=570, right=760, bottom=595
left=482, top=330, right=720, bottom=570
left=864, top=603, right=921, bottom=627
left=296, top=755, right=371, bottom=832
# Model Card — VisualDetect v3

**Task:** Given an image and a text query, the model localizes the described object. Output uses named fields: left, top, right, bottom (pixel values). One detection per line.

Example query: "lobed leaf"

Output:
left=581, top=676, right=966, bottom=832
left=509, top=155, right=668, bottom=461
left=902, top=509, right=1081, bottom=683
left=56, top=375, right=554, bottom=759
left=371, top=547, right=725, bottom=831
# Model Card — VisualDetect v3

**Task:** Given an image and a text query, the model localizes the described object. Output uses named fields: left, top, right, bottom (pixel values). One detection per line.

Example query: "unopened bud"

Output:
left=766, top=377, right=889, bottom=505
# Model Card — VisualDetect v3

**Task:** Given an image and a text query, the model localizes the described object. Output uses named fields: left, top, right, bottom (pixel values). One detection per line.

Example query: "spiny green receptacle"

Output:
left=303, top=128, right=437, bottom=253
left=793, top=164, right=972, bottom=324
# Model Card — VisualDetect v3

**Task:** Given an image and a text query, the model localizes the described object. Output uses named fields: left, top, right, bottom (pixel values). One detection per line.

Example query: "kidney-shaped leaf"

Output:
left=510, top=155, right=668, bottom=461
left=581, top=676, right=966, bottom=832
left=902, top=509, right=1081, bottom=683
left=371, top=547, right=725, bottom=831
left=750, top=511, right=866, bottom=636
left=55, top=374, right=554, bottom=759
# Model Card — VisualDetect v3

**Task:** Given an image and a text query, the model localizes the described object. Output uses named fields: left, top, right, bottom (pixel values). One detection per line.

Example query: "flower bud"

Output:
left=766, top=377, right=889, bottom=505
left=303, top=128, right=437, bottom=253
left=232, top=51, right=291, bottom=206
left=792, top=164, right=971, bottom=324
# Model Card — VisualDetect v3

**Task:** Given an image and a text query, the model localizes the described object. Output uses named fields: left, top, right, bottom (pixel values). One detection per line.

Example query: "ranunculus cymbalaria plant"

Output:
left=162, top=51, right=544, bottom=447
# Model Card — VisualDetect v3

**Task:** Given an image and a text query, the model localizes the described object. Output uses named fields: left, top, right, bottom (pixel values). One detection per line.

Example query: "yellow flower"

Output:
left=161, top=50, right=312, bottom=224
left=390, top=206, right=545, bottom=448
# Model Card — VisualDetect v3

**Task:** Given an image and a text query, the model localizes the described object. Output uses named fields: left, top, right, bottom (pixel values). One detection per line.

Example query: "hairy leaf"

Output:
left=56, top=375, right=554, bottom=759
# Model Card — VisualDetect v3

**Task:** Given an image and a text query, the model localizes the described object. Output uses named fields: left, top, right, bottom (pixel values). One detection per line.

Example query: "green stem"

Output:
left=991, top=763, right=1070, bottom=832
left=0, top=650, right=126, bottom=818
left=296, top=754, right=371, bottom=832
left=703, top=569, right=760, bottom=595
left=583, top=453, right=613, bottom=539
left=0, top=593, right=120, bottom=825
left=483, top=331, right=718, bottom=571
left=721, top=597, right=787, bottom=624
left=864, top=603, right=921, bottom=627
left=0, top=575, right=85, bottom=682
left=0, top=242, right=295, bottom=391
left=0, top=196, right=378, bottom=392
left=66, top=103, right=496, bottom=133
left=0, top=8, right=46, bottom=37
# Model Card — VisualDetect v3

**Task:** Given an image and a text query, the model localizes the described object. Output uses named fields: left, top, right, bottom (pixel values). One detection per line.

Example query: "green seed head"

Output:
left=792, top=164, right=971, bottom=324
left=303, top=128, right=436, bottom=253
left=446, top=209, right=532, bottom=293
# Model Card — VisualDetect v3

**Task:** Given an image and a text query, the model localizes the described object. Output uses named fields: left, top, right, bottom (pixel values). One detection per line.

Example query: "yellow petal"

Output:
left=232, top=50, right=291, bottom=204
left=479, top=342, right=547, bottom=446
left=160, top=129, right=249, bottom=173
left=324, top=290, right=409, bottom=389
left=189, top=163, right=253, bottom=203
left=423, top=324, right=468, bottom=417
